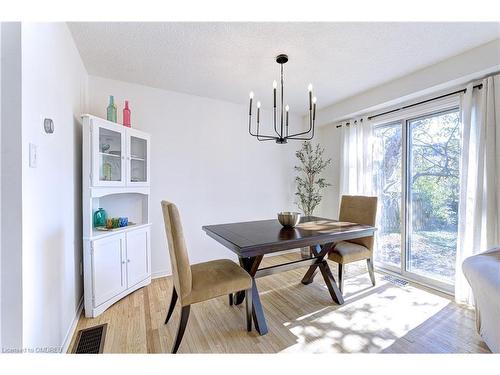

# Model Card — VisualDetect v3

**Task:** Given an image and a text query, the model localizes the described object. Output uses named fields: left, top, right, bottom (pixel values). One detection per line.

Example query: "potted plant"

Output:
left=294, top=141, right=332, bottom=257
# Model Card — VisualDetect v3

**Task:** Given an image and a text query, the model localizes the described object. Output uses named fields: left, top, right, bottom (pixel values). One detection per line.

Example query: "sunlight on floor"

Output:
left=279, top=273, right=450, bottom=353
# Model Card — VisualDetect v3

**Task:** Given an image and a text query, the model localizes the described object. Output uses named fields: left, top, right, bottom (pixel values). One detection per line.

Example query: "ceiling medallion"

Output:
left=248, top=54, right=316, bottom=144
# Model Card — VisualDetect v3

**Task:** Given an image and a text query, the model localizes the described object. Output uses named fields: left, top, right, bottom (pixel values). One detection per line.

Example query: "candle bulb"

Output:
left=249, top=91, right=254, bottom=115
left=257, top=101, right=261, bottom=123
left=308, top=83, right=313, bottom=111
left=273, top=80, right=277, bottom=108
left=312, top=97, right=317, bottom=121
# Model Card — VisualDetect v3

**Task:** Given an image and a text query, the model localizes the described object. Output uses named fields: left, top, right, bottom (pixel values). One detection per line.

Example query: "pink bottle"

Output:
left=123, top=100, right=131, bottom=127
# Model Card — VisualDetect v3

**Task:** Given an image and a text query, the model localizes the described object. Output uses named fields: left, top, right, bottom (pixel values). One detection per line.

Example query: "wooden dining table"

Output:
left=202, top=216, right=376, bottom=335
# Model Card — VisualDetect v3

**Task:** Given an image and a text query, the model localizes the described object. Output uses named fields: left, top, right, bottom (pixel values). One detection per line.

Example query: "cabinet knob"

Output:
left=121, top=260, right=126, bottom=264
left=127, top=259, right=131, bottom=263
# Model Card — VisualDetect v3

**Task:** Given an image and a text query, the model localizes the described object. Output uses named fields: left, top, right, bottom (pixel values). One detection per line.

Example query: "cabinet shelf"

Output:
left=99, top=152, right=121, bottom=158
left=85, top=222, right=151, bottom=241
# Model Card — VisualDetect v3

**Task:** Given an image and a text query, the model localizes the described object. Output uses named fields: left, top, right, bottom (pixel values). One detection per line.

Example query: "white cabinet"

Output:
left=85, top=226, right=152, bottom=317
left=82, top=114, right=152, bottom=318
left=92, top=234, right=127, bottom=306
left=85, top=115, right=150, bottom=188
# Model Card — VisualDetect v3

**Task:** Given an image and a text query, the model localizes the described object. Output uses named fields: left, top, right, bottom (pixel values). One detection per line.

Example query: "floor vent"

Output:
left=72, top=324, right=107, bottom=354
left=382, top=275, right=409, bottom=287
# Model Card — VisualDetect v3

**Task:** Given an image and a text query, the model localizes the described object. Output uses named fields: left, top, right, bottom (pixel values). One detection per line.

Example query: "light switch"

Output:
left=29, top=143, right=37, bottom=168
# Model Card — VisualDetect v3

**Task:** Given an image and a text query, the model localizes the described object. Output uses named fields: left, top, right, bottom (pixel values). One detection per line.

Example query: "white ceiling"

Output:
left=68, top=22, right=500, bottom=115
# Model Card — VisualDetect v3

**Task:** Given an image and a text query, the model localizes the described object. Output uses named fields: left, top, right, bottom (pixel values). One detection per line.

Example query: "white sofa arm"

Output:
left=462, top=247, right=500, bottom=353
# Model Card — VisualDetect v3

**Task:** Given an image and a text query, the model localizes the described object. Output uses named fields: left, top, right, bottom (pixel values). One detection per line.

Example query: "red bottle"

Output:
left=123, top=100, right=131, bottom=127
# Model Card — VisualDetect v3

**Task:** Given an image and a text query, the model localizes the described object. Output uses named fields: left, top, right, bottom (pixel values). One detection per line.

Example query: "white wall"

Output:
left=1, top=22, right=23, bottom=351
left=315, top=124, right=341, bottom=220
left=21, top=23, right=88, bottom=350
left=88, top=76, right=301, bottom=276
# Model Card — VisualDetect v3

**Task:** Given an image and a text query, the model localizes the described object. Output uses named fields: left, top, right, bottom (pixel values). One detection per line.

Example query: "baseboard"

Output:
left=61, top=295, right=84, bottom=354
left=151, top=269, right=170, bottom=279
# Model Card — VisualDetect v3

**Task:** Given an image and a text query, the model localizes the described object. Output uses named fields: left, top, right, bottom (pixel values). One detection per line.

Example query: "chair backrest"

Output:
left=161, top=201, right=192, bottom=302
left=339, top=195, right=378, bottom=251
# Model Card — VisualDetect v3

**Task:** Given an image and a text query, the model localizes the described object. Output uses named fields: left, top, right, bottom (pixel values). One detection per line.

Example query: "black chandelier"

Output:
left=248, top=54, right=316, bottom=144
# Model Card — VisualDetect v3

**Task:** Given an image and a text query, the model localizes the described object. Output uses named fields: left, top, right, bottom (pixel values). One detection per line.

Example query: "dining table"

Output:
left=202, top=216, right=377, bottom=335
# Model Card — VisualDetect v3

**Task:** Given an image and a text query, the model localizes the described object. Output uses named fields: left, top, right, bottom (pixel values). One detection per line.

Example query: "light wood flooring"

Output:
left=69, top=253, right=491, bottom=353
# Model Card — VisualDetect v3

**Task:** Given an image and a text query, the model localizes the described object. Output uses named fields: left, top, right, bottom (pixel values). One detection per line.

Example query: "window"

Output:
left=372, top=101, right=461, bottom=292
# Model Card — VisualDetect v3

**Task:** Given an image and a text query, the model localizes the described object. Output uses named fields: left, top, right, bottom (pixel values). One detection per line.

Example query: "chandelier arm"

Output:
left=286, top=134, right=314, bottom=141
left=257, top=137, right=277, bottom=141
left=249, top=113, right=276, bottom=139
left=286, top=113, right=315, bottom=139
left=286, top=117, right=313, bottom=138
left=286, top=130, right=314, bottom=140
left=249, top=131, right=278, bottom=140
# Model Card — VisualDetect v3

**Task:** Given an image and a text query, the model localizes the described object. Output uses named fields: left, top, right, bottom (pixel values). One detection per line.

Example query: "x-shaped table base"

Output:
left=234, top=243, right=344, bottom=335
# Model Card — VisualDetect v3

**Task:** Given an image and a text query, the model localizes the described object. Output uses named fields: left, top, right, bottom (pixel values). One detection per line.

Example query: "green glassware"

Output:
left=103, top=161, right=112, bottom=181
left=107, top=95, right=117, bottom=123
left=93, top=208, right=107, bottom=228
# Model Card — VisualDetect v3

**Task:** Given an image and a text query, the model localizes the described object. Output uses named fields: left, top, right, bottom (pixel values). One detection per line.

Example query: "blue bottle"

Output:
left=93, top=208, right=107, bottom=228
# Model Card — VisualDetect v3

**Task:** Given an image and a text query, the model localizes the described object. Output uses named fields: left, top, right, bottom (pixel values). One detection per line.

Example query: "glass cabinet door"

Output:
left=127, top=129, right=150, bottom=186
left=92, top=121, right=126, bottom=186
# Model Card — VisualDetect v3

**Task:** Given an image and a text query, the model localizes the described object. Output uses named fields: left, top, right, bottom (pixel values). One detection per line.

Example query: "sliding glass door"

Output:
left=372, top=123, right=402, bottom=271
left=372, top=106, right=461, bottom=291
left=407, top=110, right=461, bottom=285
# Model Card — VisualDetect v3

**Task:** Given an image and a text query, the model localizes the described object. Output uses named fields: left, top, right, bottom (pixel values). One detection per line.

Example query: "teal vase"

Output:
left=93, top=208, right=107, bottom=228
left=107, top=95, right=117, bottom=123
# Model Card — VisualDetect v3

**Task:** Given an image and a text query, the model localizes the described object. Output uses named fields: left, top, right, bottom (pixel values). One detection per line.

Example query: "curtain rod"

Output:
left=336, top=83, right=483, bottom=128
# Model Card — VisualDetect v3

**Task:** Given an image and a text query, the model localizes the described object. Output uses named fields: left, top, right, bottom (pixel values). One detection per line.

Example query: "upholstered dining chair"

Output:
left=161, top=200, right=253, bottom=353
left=328, top=195, right=378, bottom=294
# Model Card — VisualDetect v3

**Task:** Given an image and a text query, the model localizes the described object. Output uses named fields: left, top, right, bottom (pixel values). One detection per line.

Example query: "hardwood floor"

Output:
left=68, top=253, right=490, bottom=353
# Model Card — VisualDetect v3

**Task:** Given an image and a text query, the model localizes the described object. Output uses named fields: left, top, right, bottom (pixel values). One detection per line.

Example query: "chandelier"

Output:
left=248, top=54, right=316, bottom=144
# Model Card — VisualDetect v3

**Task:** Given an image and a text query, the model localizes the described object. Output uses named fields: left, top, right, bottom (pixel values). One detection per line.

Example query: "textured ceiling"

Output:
left=68, top=22, right=500, bottom=114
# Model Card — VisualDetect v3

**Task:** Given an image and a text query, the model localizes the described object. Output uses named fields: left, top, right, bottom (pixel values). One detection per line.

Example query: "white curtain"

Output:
left=339, top=117, right=374, bottom=199
left=455, top=75, right=500, bottom=304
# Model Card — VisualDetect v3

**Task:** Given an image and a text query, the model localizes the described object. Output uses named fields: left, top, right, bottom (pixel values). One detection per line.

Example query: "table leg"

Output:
left=301, top=244, right=325, bottom=285
left=319, top=261, right=344, bottom=305
left=301, top=265, right=319, bottom=284
left=236, top=255, right=267, bottom=335
left=234, top=257, right=248, bottom=305
left=250, top=278, right=268, bottom=335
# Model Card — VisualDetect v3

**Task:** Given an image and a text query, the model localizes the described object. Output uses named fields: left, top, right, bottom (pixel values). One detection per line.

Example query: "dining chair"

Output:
left=328, top=195, right=378, bottom=294
left=161, top=200, right=253, bottom=353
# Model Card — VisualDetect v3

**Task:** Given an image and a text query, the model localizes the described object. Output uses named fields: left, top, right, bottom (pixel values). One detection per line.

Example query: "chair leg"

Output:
left=338, top=263, right=344, bottom=294
left=245, top=288, right=253, bottom=332
left=165, top=286, right=178, bottom=324
left=367, top=258, right=376, bottom=286
left=229, top=293, right=234, bottom=306
left=171, top=305, right=190, bottom=354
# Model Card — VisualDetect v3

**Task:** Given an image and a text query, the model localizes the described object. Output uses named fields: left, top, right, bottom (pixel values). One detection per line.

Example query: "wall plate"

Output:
left=44, top=118, right=54, bottom=134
